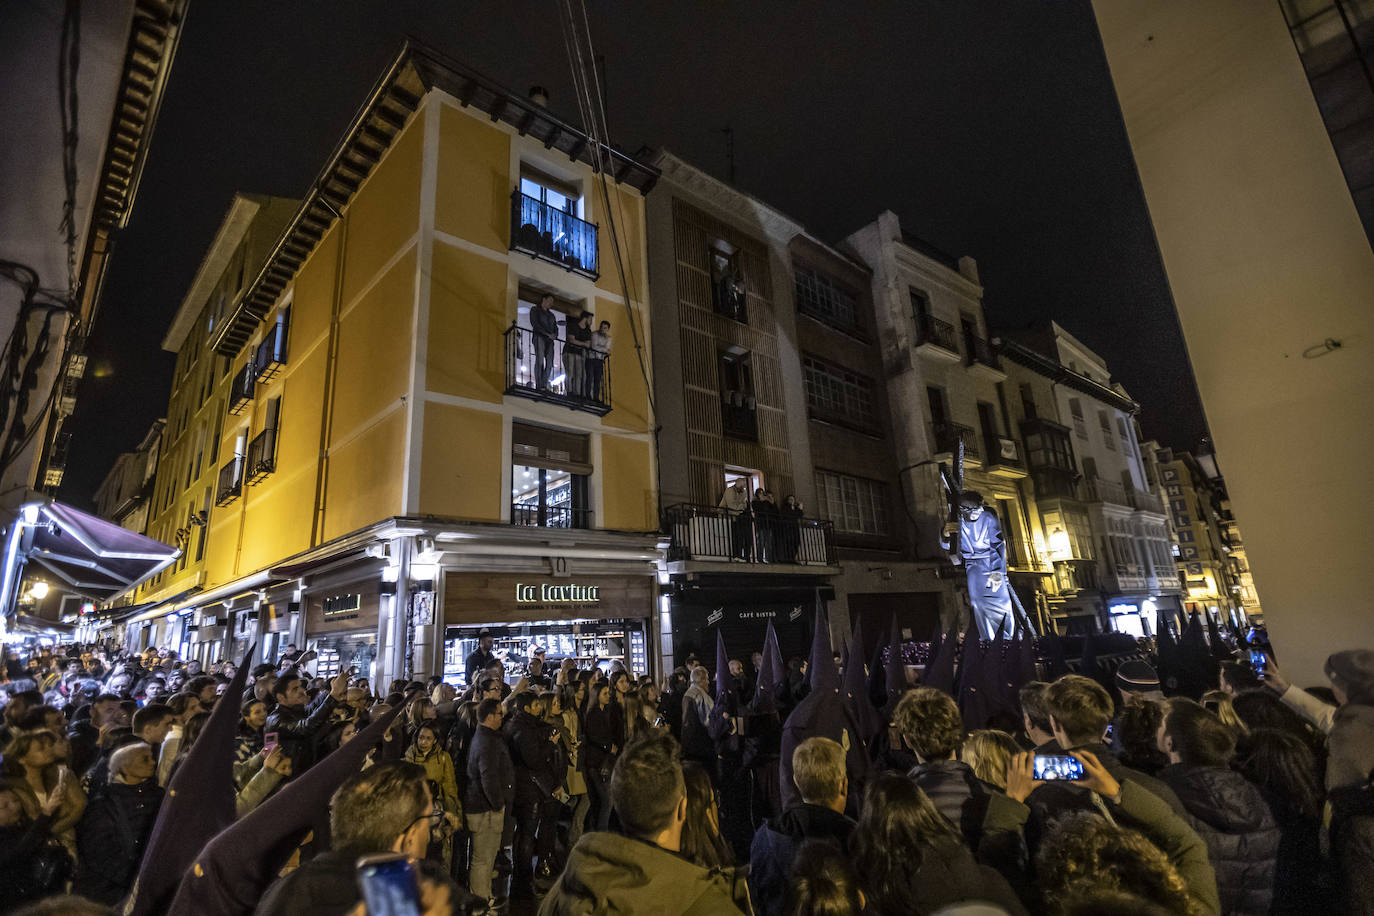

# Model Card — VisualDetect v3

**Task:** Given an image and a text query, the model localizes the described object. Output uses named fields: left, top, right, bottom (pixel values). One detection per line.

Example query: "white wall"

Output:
left=1094, top=0, right=1374, bottom=683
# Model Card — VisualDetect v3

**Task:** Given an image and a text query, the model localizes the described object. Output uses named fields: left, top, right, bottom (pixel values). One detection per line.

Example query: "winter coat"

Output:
left=582, top=703, right=623, bottom=774
left=909, top=758, right=997, bottom=847
left=264, top=692, right=338, bottom=775
left=748, top=804, right=855, bottom=916
left=506, top=709, right=564, bottom=801
left=255, top=848, right=480, bottom=916
left=406, top=744, right=460, bottom=817
left=74, top=779, right=163, bottom=904
left=464, top=724, right=514, bottom=815
left=0, top=814, right=63, bottom=907
left=860, top=837, right=1026, bottom=916
left=538, top=831, right=751, bottom=916
left=1328, top=703, right=1374, bottom=791
left=1036, top=738, right=1187, bottom=815
left=1160, top=763, right=1280, bottom=916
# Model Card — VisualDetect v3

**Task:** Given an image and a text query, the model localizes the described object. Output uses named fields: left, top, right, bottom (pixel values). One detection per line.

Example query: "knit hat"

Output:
left=1326, top=650, right=1374, bottom=705
left=1116, top=659, right=1161, bottom=694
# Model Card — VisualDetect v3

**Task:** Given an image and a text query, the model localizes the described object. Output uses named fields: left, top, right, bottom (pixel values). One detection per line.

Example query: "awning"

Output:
left=13, top=613, right=75, bottom=636
left=2, top=500, right=180, bottom=617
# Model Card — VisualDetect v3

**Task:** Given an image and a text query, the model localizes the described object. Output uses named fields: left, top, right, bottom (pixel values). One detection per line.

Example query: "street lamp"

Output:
left=27, top=580, right=49, bottom=600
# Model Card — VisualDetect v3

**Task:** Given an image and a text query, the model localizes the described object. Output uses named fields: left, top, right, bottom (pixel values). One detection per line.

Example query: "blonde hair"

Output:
left=792, top=737, right=846, bottom=804
left=961, top=729, right=1020, bottom=790
left=1202, top=690, right=1249, bottom=737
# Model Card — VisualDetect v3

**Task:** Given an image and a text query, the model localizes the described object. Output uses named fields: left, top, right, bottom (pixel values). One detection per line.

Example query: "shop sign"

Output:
left=323, top=593, right=362, bottom=620
left=515, top=583, right=601, bottom=604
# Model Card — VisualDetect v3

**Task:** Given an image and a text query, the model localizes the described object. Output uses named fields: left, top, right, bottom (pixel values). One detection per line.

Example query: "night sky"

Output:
left=61, top=0, right=1209, bottom=509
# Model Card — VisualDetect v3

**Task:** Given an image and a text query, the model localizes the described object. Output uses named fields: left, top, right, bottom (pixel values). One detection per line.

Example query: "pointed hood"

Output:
left=1080, top=633, right=1101, bottom=689
left=166, top=701, right=407, bottom=916
left=125, top=643, right=255, bottom=916
left=1176, top=612, right=1215, bottom=698
left=924, top=627, right=958, bottom=695
left=807, top=607, right=840, bottom=694
left=749, top=620, right=784, bottom=714
left=866, top=619, right=889, bottom=709
left=843, top=617, right=880, bottom=742
left=981, top=619, right=1013, bottom=723
left=1205, top=613, right=1231, bottom=660
left=714, top=629, right=733, bottom=705
left=884, top=614, right=907, bottom=702
left=709, top=631, right=739, bottom=744
left=956, top=620, right=988, bottom=729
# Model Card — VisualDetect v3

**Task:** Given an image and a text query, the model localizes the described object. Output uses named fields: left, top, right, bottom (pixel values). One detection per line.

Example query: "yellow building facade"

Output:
left=129, top=46, right=661, bottom=687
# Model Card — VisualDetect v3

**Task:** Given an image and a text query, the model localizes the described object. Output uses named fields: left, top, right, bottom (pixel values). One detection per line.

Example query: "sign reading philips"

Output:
left=515, top=583, right=602, bottom=604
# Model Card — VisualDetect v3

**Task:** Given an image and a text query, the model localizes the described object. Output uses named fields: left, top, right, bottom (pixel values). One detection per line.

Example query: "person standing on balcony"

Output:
left=588, top=319, right=612, bottom=401
left=531, top=294, right=560, bottom=390
left=752, top=488, right=777, bottom=562
left=719, top=480, right=752, bottom=561
left=780, top=495, right=805, bottom=563
left=564, top=311, right=592, bottom=400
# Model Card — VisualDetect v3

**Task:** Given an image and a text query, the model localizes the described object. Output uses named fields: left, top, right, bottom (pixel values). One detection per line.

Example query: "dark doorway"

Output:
left=846, top=591, right=942, bottom=654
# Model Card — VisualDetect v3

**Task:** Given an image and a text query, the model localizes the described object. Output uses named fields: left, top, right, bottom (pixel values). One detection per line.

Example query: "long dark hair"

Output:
left=850, top=773, right=961, bottom=911
left=679, top=761, right=732, bottom=869
left=1235, top=727, right=1324, bottom=820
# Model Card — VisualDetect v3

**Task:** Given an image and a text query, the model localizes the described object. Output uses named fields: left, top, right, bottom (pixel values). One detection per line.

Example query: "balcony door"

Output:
left=512, top=464, right=588, bottom=529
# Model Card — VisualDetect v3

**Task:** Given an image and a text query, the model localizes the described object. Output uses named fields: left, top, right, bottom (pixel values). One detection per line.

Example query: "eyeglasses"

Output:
left=407, top=803, right=445, bottom=833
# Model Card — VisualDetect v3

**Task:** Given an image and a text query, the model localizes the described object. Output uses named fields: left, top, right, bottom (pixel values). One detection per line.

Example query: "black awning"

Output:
left=14, top=500, right=180, bottom=605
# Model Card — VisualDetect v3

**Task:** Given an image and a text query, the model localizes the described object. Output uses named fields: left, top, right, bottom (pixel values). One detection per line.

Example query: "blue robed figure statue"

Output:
left=942, top=490, right=1014, bottom=640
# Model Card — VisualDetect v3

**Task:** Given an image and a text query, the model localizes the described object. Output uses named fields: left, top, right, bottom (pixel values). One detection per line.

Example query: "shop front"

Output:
left=665, top=576, right=833, bottom=670
left=303, top=586, right=381, bottom=681
left=441, top=572, right=654, bottom=686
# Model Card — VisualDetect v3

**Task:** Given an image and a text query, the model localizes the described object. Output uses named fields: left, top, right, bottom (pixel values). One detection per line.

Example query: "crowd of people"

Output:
left=0, top=620, right=1371, bottom=916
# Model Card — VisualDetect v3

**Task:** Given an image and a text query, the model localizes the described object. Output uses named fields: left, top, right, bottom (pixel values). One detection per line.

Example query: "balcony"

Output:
left=1128, top=488, right=1166, bottom=515
left=244, top=427, right=277, bottom=485
left=215, top=455, right=244, bottom=507
left=984, top=435, right=1027, bottom=479
left=227, top=362, right=255, bottom=416
left=510, top=191, right=599, bottom=280
left=914, top=314, right=960, bottom=362
left=964, top=331, right=1005, bottom=380
left=931, top=421, right=980, bottom=462
left=503, top=324, right=612, bottom=417
left=721, top=393, right=758, bottom=441
left=1082, top=477, right=1130, bottom=508
left=664, top=503, right=835, bottom=565
left=253, top=318, right=288, bottom=383
left=1054, top=558, right=1099, bottom=593
left=511, top=502, right=591, bottom=529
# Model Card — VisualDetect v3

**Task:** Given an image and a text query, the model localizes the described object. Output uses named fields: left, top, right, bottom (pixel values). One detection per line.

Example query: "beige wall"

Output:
left=1093, top=1, right=1374, bottom=682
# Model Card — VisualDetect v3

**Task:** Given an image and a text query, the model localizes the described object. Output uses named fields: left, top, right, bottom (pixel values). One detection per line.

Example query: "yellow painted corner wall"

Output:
left=426, top=241, right=506, bottom=401
left=340, top=107, right=424, bottom=307
left=323, top=406, right=406, bottom=542
left=332, top=246, right=416, bottom=436
left=417, top=401, right=503, bottom=521
left=595, top=295, right=651, bottom=432
left=435, top=102, right=510, bottom=251
left=600, top=434, right=654, bottom=531
left=595, top=184, right=646, bottom=297
left=291, top=223, right=341, bottom=355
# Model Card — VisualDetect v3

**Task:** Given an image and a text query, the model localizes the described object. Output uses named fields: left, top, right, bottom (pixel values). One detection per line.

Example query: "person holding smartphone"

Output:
left=264, top=667, right=351, bottom=776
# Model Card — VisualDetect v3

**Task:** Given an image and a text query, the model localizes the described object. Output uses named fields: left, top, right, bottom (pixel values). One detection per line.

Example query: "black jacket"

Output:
left=582, top=703, right=624, bottom=773
left=465, top=724, right=514, bottom=814
left=505, top=709, right=563, bottom=800
left=909, top=758, right=995, bottom=848
left=861, top=837, right=1027, bottom=916
left=1159, top=763, right=1280, bottom=916
left=530, top=305, right=559, bottom=339
left=74, top=779, right=164, bottom=905
left=254, top=848, right=479, bottom=916
left=749, top=804, right=855, bottom=916
left=265, top=692, right=338, bottom=774
left=464, top=647, right=497, bottom=685
left=0, top=813, right=62, bottom=907
left=1036, top=738, right=1187, bottom=815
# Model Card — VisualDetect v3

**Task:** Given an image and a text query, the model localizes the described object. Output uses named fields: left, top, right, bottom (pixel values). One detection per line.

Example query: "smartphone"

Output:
left=1102, top=723, right=1114, bottom=742
left=356, top=853, right=422, bottom=916
left=262, top=730, right=279, bottom=755
left=1033, top=754, right=1086, bottom=781
left=1249, top=649, right=1267, bottom=676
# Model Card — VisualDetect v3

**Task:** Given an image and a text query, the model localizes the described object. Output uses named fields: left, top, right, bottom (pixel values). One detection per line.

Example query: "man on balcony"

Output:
left=719, top=480, right=752, bottom=561
left=531, top=294, right=560, bottom=390
left=944, top=491, right=1013, bottom=640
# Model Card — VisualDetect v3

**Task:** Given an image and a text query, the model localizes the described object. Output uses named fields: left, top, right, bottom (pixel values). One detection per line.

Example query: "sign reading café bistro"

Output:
left=444, top=572, right=652, bottom=625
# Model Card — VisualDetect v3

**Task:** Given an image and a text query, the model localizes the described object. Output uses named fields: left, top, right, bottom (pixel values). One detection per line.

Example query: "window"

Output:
left=1099, top=411, right=1115, bottom=450
left=1019, top=383, right=1037, bottom=420
left=520, top=168, right=581, bottom=217
left=1082, top=457, right=1098, bottom=480
left=795, top=267, right=857, bottom=331
left=815, top=470, right=888, bottom=535
left=719, top=350, right=757, bottom=441
left=709, top=244, right=747, bottom=322
left=1117, top=417, right=1137, bottom=457
left=511, top=421, right=590, bottom=529
left=1069, top=399, right=1087, bottom=439
left=926, top=386, right=948, bottom=426
left=803, top=356, right=876, bottom=430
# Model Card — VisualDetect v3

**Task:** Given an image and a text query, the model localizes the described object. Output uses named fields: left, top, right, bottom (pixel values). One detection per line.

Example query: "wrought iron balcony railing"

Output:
left=227, top=362, right=255, bottom=416
left=932, top=421, right=979, bottom=460
left=503, top=324, right=612, bottom=416
left=984, top=435, right=1023, bottom=470
left=254, top=316, right=289, bottom=383
left=510, top=191, right=599, bottom=279
left=1128, top=488, right=1165, bottom=514
left=964, top=331, right=1001, bottom=371
left=915, top=313, right=958, bottom=353
left=663, top=503, right=835, bottom=565
left=215, top=455, right=244, bottom=506
left=511, top=502, right=591, bottom=529
left=1083, top=477, right=1130, bottom=507
left=245, top=427, right=277, bottom=485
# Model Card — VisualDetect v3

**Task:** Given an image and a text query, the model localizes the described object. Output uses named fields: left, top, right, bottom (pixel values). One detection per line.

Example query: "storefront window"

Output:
left=309, top=632, right=378, bottom=679
left=443, top=619, right=646, bottom=686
